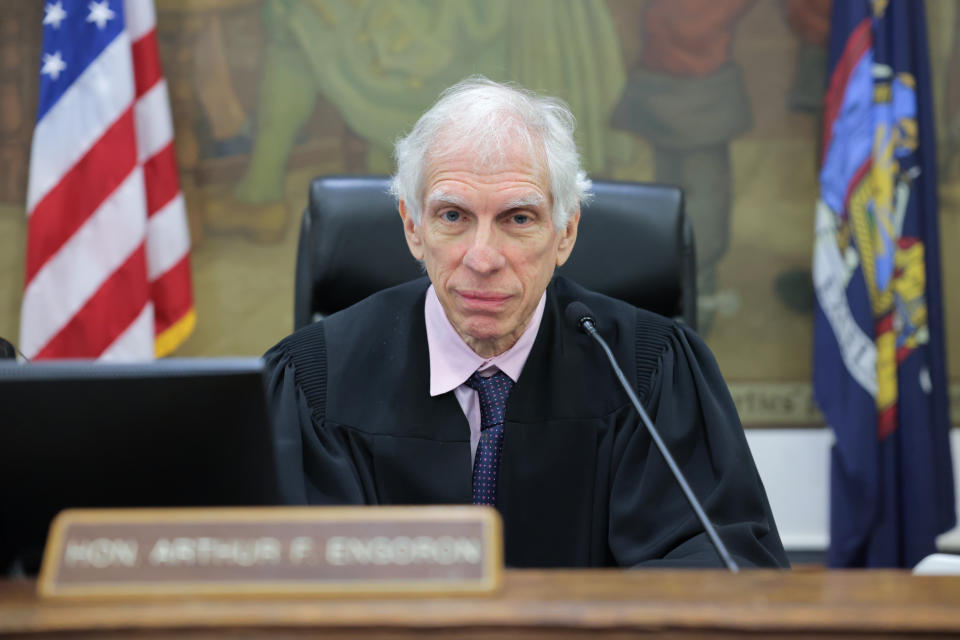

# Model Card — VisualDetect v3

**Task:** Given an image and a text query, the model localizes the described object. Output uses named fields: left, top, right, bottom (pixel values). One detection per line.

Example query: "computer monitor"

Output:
left=0, top=358, right=281, bottom=575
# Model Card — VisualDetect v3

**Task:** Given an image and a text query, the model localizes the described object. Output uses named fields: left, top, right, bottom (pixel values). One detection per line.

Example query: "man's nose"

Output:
left=462, top=224, right=506, bottom=274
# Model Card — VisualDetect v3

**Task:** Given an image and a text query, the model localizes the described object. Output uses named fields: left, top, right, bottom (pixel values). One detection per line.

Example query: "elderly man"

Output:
left=265, top=77, right=788, bottom=568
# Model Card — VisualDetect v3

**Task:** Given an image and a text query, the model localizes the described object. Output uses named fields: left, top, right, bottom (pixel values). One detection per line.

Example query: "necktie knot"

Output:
left=465, top=370, right=514, bottom=430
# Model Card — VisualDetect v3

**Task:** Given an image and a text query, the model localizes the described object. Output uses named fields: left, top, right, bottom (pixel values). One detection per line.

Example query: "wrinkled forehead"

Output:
left=422, top=124, right=551, bottom=197
left=425, top=187, right=547, bottom=211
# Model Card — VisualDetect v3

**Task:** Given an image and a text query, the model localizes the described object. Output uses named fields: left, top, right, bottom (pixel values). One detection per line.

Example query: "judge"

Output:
left=265, top=76, right=788, bottom=568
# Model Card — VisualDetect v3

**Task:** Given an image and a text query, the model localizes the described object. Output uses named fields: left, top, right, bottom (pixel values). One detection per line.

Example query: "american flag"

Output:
left=21, top=0, right=194, bottom=360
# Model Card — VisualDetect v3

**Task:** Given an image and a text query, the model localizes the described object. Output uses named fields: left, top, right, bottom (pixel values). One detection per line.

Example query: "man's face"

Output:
left=399, top=143, right=579, bottom=358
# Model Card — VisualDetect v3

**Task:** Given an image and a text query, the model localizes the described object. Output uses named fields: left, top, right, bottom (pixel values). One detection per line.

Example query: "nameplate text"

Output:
left=38, top=506, right=502, bottom=598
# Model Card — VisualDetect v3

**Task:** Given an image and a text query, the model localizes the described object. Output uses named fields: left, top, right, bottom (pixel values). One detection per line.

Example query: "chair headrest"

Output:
left=301, top=176, right=422, bottom=320
left=564, top=180, right=688, bottom=320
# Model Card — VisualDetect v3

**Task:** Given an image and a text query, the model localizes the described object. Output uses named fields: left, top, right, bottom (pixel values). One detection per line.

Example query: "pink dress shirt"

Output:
left=425, top=285, right=546, bottom=465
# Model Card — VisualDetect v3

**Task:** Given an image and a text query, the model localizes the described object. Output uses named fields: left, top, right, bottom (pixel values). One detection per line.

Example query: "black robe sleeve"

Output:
left=263, top=340, right=374, bottom=506
left=608, top=322, right=789, bottom=568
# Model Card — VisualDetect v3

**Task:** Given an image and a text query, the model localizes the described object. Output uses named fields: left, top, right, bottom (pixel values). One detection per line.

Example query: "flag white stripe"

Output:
left=27, top=33, right=134, bottom=213
left=100, top=302, right=155, bottom=361
left=124, top=0, right=156, bottom=43
left=146, top=193, right=189, bottom=280
left=134, top=79, right=173, bottom=163
left=20, top=167, right=147, bottom=357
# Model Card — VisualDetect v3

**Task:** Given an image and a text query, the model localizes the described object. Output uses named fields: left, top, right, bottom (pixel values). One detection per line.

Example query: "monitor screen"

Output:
left=0, top=358, right=280, bottom=575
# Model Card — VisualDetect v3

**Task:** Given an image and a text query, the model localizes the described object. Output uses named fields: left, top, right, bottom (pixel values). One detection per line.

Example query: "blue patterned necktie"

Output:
left=465, top=370, right=514, bottom=505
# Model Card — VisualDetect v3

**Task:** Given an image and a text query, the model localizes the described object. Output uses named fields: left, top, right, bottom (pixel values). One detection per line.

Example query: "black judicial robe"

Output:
left=264, top=276, right=789, bottom=568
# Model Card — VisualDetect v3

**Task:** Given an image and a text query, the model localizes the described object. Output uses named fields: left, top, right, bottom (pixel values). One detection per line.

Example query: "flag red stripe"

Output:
left=821, top=17, right=872, bottom=164
left=25, top=108, right=137, bottom=283
left=877, top=406, right=897, bottom=441
left=143, top=142, right=181, bottom=216
left=876, top=313, right=894, bottom=335
left=131, top=29, right=162, bottom=99
left=151, top=253, right=194, bottom=335
left=34, top=245, right=150, bottom=359
left=897, top=345, right=913, bottom=363
left=843, top=157, right=872, bottom=212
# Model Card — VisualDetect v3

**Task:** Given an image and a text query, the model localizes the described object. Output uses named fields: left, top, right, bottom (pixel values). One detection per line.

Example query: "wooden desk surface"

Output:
left=1, top=569, right=959, bottom=638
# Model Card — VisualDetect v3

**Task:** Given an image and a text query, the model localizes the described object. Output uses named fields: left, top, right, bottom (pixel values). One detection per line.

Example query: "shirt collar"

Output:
left=426, top=285, right=546, bottom=396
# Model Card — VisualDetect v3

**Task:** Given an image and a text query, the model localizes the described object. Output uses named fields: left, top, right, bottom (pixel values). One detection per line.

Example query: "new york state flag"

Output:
left=813, top=0, right=955, bottom=567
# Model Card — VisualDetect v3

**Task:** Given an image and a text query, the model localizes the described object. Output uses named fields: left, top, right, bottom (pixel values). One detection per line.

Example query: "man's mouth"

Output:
left=456, top=291, right=512, bottom=311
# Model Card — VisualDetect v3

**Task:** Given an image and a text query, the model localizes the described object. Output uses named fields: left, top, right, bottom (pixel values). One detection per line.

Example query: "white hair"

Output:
left=390, top=76, right=592, bottom=229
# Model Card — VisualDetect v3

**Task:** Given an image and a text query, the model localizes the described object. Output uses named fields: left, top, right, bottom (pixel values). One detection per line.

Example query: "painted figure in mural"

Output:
left=611, top=0, right=756, bottom=334
left=264, top=76, right=789, bottom=568
left=205, top=0, right=626, bottom=243
left=192, top=13, right=253, bottom=158
left=776, top=0, right=833, bottom=313
left=785, top=0, right=832, bottom=115
left=611, top=0, right=832, bottom=332
left=942, top=3, right=960, bottom=178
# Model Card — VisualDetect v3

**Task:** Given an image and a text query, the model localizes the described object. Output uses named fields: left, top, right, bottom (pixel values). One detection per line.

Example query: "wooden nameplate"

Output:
left=38, top=506, right=502, bottom=599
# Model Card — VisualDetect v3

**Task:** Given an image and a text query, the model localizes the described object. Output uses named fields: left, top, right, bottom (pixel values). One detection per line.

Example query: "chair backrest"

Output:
left=294, top=175, right=696, bottom=331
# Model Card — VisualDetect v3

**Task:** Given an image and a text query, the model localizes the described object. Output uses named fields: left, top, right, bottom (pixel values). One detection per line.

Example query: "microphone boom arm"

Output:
left=579, top=316, right=740, bottom=573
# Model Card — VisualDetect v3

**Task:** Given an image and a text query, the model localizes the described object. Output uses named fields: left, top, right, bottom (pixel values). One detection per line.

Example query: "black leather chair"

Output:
left=294, top=175, right=696, bottom=331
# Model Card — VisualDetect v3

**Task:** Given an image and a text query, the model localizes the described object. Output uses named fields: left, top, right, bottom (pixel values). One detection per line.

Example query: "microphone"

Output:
left=564, top=301, right=739, bottom=572
left=0, top=337, right=17, bottom=361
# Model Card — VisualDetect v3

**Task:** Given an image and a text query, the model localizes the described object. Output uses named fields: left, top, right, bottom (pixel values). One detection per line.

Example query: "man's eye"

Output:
left=441, top=210, right=461, bottom=222
left=511, top=213, right=531, bottom=225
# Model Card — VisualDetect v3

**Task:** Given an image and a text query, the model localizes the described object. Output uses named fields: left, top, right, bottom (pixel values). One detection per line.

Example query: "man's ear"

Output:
left=555, top=208, right=580, bottom=267
left=398, top=200, right=424, bottom=261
